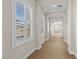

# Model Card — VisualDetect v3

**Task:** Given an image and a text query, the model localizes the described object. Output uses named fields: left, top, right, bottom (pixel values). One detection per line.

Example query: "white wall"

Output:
left=67, top=0, right=77, bottom=56
left=65, top=0, right=71, bottom=50
left=40, top=14, right=46, bottom=44
left=2, top=0, right=37, bottom=59
left=36, top=2, right=46, bottom=47
left=45, top=13, right=49, bottom=40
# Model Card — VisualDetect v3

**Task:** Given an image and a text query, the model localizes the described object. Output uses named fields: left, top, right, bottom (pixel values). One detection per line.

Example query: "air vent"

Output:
left=57, top=5, right=63, bottom=8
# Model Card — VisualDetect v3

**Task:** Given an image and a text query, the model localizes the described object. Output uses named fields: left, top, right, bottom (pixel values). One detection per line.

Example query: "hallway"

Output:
left=28, top=35, right=76, bottom=59
left=2, top=0, right=77, bottom=59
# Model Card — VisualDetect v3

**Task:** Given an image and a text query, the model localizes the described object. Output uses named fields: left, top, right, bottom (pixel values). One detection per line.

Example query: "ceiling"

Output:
left=37, top=0, right=68, bottom=13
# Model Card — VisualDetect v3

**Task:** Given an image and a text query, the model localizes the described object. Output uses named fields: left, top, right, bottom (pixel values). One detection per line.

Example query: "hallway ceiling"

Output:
left=37, top=0, right=68, bottom=13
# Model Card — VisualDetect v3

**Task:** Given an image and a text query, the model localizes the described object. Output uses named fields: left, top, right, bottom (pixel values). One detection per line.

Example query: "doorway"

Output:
left=49, top=16, right=64, bottom=39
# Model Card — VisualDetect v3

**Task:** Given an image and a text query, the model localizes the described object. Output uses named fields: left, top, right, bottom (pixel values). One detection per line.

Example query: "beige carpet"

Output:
left=27, top=35, right=76, bottom=59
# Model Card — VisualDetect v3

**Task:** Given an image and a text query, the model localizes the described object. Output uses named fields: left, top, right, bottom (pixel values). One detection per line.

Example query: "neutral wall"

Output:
left=45, top=14, right=49, bottom=39
left=2, top=0, right=37, bottom=59
left=40, top=14, right=45, bottom=44
left=65, top=0, right=71, bottom=50
left=70, top=0, right=77, bottom=56
left=36, top=2, right=46, bottom=47
left=65, top=0, right=77, bottom=56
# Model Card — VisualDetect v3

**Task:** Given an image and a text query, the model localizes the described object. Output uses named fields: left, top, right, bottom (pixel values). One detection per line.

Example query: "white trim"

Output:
left=36, top=45, right=42, bottom=50
left=46, top=39, right=49, bottom=41
left=41, top=39, right=45, bottom=45
left=11, top=0, right=33, bottom=48
left=22, top=45, right=42, bottom=59
left=65, top=40, right=77, bottom=58
left=12, top=37, right=33, bottom=48
left=22, top=48, right=36, bottom=59
left=68, top=47, right=77, bottom=58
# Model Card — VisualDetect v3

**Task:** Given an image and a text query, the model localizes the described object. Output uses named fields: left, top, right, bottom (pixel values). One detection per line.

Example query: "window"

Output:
left=12, top=0, right=32, bottom=48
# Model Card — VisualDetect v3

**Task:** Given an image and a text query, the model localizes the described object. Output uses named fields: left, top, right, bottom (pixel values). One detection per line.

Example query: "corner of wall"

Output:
left=68, top=46, right=77, bottom=58
left=36, top=45, right=42, bottom=50
left=65, top=40, right=77, bottom=58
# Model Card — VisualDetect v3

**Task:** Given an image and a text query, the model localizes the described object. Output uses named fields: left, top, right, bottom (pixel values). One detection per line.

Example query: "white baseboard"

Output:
left=65, top=40, right=77, bottom=58
left=68, top=46, right=77, bottom=58
left=36, top=45, right=42, bottom=50
left=22, top=48, right=36, bottom=59
left=22, top=45, right=42, bottom=59
left=41, top=40, right=45, bottom=45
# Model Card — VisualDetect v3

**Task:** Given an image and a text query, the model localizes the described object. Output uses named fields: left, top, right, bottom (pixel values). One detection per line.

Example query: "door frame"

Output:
left=48, top=16, right=65, bottom=39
